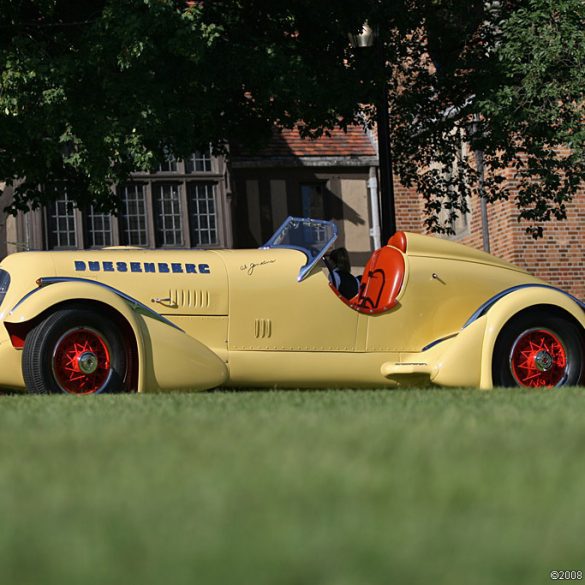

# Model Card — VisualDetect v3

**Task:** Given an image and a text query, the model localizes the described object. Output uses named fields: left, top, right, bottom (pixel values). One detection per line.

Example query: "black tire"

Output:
left=22, top=308, right=129, bottom=395
left=492, top=310, right=585, bottom=388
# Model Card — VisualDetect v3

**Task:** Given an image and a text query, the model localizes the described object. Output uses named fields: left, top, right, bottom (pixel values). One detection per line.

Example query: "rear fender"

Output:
left=428, top=287, right=584, bottom=389
left=476, top=287, right=585, bottom=389
left=428, top=316, right=487, bottom=388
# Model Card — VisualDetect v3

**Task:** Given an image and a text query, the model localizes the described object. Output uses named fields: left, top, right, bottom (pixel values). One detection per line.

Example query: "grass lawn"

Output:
left=0, top=388, right=584, bottom=585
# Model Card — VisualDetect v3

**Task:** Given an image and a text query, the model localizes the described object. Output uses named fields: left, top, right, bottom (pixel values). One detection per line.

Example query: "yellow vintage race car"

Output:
left=0, top=217, right=583, bottom=394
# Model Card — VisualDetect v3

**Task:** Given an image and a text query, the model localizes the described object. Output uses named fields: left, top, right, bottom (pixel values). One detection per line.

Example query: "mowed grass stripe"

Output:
left=0, top=388, right=583, bottom=585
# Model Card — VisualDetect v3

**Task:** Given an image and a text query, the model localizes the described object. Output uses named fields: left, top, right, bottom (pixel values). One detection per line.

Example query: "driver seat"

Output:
left=350, top=233, right=406, bottom=314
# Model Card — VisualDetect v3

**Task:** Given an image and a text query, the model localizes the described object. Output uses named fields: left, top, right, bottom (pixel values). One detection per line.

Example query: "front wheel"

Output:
left=492, top=311, right=584, bottom=388
left=22, top=308, right=130, bottom=395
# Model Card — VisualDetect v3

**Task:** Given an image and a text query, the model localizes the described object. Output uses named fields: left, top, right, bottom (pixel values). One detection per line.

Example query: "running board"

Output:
left=381, top=362, right=432, bottom=378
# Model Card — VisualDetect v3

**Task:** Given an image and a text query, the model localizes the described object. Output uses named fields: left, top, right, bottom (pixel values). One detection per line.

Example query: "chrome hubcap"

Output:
left=534, top=350, right=554, bottom=372
left=77, top=351, right=98, bottom=374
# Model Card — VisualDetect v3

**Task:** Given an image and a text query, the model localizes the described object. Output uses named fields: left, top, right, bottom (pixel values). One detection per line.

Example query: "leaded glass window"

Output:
left=119, top=184, right=149, bottom=246
left=47, top=192, right=77, bottom=249
left=154, top=183, right=183, bottom=247
left=185, top=150, right=212, bottom=173
left=188, top=183, right=218, bottom=246
left=157, top=156, right=177, bottom=173
left=85, top=206, right=112, bottom=247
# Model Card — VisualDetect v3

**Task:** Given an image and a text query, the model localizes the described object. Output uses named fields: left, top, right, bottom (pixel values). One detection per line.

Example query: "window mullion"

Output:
left=181, top=180, right=191, bottom=248
left=75, top=208, right=84, bottom=249
left=146, top=181, right=156, bottom=248
left=111, top=213, right=120, bottom=246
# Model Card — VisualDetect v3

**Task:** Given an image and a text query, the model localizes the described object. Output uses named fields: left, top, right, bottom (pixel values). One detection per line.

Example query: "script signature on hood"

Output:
left=240, top=259, right=276, bottom=276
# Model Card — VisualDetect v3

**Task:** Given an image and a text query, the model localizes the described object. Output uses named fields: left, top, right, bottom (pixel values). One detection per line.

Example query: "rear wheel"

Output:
left=22, top=308, right=129, bottom=395
left=492, top=311, right=584, bottom=388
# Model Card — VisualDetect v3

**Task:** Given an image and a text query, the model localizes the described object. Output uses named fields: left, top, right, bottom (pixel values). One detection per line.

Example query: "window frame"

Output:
left=84, top=204, right=114, bottom=249
left=118, top=182, right=151, bottom=248
left=44, top=189, right=80, bottom=250
left=187, top=182, right=220, bottom=247
left=153, top=181, right=185, bottom=248
left=41, top=150, right=227, bottom=250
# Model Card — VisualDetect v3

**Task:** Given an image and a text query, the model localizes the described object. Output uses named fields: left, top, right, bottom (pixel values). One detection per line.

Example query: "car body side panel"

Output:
left=0, top=249, right=230, bottom=318
left=365, top=255, right=543, bottom=352
left=215, top=249, right=360, bottom=352
left=170, top=315, right=229, bottom=363
left=227, top=350, right=403, bottom=388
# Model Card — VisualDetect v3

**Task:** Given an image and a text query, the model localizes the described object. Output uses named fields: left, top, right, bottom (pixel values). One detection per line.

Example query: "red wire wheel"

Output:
left=52, top=327, right=112, bottom=394
left=510, top=328, right=568, bottom=388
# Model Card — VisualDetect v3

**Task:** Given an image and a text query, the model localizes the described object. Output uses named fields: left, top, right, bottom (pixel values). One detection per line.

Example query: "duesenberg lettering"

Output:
left=74, top=261, right=211, bottom=274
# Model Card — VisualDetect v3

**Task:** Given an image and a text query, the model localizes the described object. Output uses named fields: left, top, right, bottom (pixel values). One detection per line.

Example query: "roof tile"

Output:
left=236, top=126, right=376, bottom=158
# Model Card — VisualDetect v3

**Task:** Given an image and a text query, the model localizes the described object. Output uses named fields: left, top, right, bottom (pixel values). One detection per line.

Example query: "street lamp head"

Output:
left=348, top=22, right=376, bottom=48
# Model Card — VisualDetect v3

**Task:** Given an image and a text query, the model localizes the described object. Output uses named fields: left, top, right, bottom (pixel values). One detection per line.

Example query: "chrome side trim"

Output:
left=10, top=276, right=184, bottom=332
left=8, top=287, right=42, bottom=315
left=421, top=333, right=459, bottom=352
left=463, top=284, right=585, bottom=329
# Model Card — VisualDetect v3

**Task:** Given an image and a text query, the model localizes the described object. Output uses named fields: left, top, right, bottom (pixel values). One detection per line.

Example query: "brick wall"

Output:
left=394, top=182, right=425, bottom=233
left=512, top=187, right=585, bottom=299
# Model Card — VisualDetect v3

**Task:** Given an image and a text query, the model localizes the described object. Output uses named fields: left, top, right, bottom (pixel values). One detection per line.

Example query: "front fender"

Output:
left=137, top=316, right=228, bottom=392
left=477, top=287, right=585, bottom=389
left=4, top=280, right=227, bottom=392
left=6, top=280, right=143, bottom=326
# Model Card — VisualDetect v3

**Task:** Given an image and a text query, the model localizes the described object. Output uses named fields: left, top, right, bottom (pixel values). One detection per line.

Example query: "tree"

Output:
left=0, top=0, right=375, bottom=212
left=0, top=0, right=583, bottom=236
left=394, top=0, right=585, bottom=237
left=478, top=0, right=585, bottom=235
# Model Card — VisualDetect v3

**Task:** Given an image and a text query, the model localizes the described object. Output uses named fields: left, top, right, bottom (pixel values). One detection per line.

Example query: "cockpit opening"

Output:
left=262, top=217, right=406, bottom=314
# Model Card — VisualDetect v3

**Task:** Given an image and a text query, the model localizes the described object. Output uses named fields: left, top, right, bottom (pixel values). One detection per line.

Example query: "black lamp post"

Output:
left=349, top=23, right=397, bottom=242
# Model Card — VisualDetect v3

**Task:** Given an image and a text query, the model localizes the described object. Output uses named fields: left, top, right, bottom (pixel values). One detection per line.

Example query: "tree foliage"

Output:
left=399, top=0, right=585, bottom=236
left=0, top=0, right=583, bottom=234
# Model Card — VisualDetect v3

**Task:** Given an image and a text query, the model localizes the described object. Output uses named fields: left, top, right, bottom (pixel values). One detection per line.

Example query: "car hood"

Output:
left=1, top=248, right=230, bottom=315
left=0, top=247, right=307, bottom=317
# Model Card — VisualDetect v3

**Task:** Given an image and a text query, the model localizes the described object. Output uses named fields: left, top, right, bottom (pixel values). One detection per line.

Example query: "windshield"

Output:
left=0, top=269, right=9, bottom=307
left=261, top=216, right=337, bottom=281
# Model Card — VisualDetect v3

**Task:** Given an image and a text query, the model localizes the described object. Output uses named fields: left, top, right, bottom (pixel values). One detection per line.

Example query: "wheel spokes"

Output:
left=510, top=329, right=568, bottom=388
left=52, top=328, right=111, bottom=394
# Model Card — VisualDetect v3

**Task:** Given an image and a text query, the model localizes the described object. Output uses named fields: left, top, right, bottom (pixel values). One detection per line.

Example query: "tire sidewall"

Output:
left=23, top=308, right=127, bottom=394
left=493, top=312, right=584, bottom=388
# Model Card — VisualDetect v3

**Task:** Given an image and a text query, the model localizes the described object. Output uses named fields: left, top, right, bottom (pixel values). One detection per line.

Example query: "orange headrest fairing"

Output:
left=387, top=231, right=407, bottom=253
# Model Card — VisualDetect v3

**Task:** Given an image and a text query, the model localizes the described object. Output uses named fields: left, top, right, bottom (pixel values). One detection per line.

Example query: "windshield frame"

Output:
left=261, top=216, right=338, bottom=282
